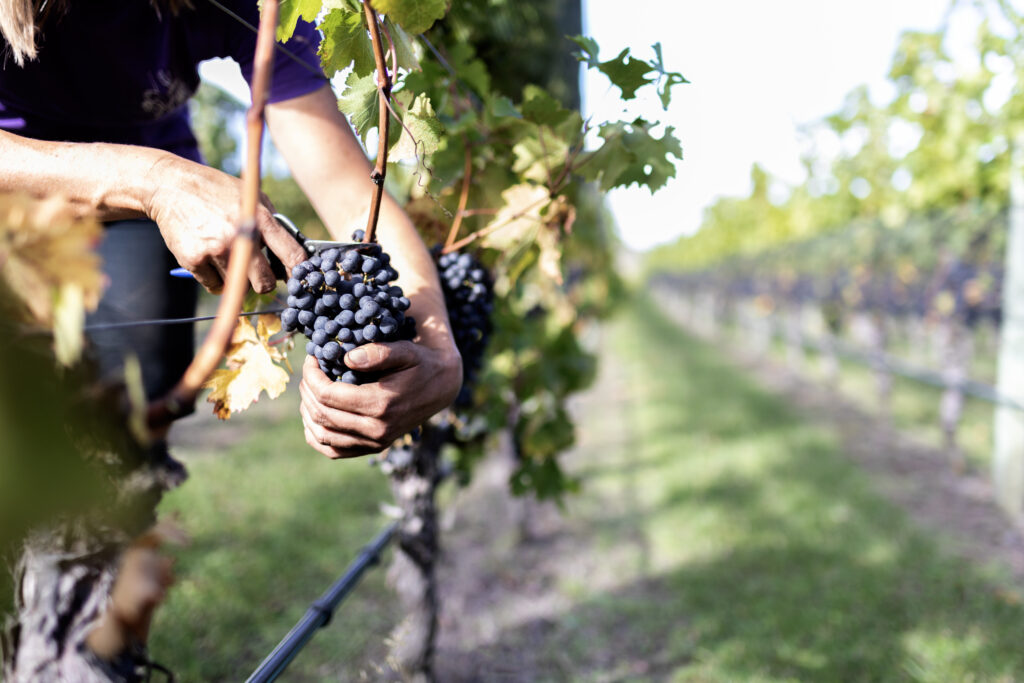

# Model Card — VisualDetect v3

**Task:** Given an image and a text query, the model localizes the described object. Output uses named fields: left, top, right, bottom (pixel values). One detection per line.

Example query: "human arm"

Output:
left=0, top=129, right=307, bottom=293
left=265, top=84, right=462, bottom=458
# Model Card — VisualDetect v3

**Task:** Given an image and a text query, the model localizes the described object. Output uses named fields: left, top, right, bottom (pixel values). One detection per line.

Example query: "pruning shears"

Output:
left=169, top=213, right=380, bottom=280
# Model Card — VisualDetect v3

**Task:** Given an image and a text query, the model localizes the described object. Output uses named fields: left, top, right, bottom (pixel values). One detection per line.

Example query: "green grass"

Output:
left=149, top=405, right=399, bottom=681
left=763, top=332, right=996, bottom=471
left=506, top=295, right=1024, bottom=681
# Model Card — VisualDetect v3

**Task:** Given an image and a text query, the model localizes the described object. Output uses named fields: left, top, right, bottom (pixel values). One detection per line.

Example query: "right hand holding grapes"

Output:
left=143, top=154, right=307, bottom=294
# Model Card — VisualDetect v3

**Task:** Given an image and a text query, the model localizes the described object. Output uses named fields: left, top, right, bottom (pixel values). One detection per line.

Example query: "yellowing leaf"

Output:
left=0, top=193, right=105, bottom=365
left=390, top=93, right=443, bottom=161
left=481, top=184, right=550, bottom=251
left=203, top=318, right=291, bottom=419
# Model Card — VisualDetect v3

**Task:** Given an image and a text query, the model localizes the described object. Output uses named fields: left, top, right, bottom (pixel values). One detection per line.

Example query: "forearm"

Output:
left=0, top=129, right=167, bottom=220
left=266, top=86, right=455, bottom=353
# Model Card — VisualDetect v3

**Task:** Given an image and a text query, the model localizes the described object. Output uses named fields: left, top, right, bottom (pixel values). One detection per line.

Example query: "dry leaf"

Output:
left=0, top=193, right=105, bottom=364
left=203, top=317, right=291, bottom=419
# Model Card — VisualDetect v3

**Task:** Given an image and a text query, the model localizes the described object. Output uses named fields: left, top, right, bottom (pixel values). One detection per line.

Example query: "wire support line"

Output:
left=84, top=308, right=286, bottom=332
left=204, top=0, right=329, bottom=82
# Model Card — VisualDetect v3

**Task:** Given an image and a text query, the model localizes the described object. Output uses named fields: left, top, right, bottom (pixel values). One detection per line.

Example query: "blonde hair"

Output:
left=0, top=0, right=37, bottom=65
left=1, top=0, right=193, bottom=66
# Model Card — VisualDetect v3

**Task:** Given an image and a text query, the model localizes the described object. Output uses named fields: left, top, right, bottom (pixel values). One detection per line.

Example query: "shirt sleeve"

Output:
left=237, top=18, right=328, bottom=103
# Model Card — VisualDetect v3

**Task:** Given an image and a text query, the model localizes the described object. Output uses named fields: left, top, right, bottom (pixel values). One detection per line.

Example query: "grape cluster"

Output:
left=280, top=233, right=415, bottom=384
left=434, top=248, right=494, bottom=405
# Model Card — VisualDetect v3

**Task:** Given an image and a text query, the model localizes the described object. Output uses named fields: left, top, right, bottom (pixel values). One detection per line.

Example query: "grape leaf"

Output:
left=536, top=218, right=563, bottom=286
left=337, top=71, right=380, bottom=143
left=391, top=92, right=443, bottom=160
left=446, top=43, right=491, bottom=96
left=319, top=7, right=376, bottom=78
left=568, top=36, right=654, bottom=100
left=481, top=184, right=551, bottom=251
left=0, top=193, right=104, bottom=365
left=203, top=316, right=290, bottom=419
left=580, top=120, right=683, bottom=191
left=650, top=42, right=689, bottom=110
left=277, top=0, right=322, bottom=43
left=512, top=132, right=569, bottom=185
left=372, top=0, right=447, bottom=35
left=384, top=17, right=420, bottom=71
left=599, top=48, right=655, bottom=100
left=521, top=85, right=572, bottom=127
left=568, top=35, right=601, bottom=69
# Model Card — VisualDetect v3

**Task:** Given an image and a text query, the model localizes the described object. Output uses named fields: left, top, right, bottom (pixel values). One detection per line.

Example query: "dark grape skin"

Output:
left=432, top=246, right=494, bottom=407
left=279, top=232, right=416, bottom=384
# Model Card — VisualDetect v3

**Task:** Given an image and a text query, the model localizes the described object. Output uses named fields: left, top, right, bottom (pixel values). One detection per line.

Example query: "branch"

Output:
left=363, top=0, right=391, bottom=244
left=442, top=195, right=549, bottom=254
left=444, top=145, right=473, bottom=250
left=147, top=0, right=278, bottom=433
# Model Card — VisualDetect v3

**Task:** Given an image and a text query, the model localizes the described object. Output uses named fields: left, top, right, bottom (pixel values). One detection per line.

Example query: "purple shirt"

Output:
left=0, top=1, right=326, bottom=163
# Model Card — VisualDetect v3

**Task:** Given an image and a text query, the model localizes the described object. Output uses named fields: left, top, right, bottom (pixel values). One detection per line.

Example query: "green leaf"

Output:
left=599, top=48, right=654, bottom=100
left=521, top=85, right=572, bottom=127
left=337, top=71, right=379, bottom=144
left=383, top=17, right=420, bottom=71
left=318, top=8, right=375, bottom=78
left=277, top=0, right=322, bottom=43
left=446, top=43, right=491, bottom=96
left=372, top=0, right=447, bottom=35
left=390, top=93, right=443, bottom=161
left=568, top=35, right=601, bottom=68
left=580, top=120, right=683, bottom=192
left=486, top=95, right=521, bottom=121
left=650, top=42, right=689, bottom=110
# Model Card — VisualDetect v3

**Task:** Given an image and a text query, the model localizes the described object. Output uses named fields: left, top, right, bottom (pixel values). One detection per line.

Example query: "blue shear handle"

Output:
left=169, top=267, right=194, bottom=279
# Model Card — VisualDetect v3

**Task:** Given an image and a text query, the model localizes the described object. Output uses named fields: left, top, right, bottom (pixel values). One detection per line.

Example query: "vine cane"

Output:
left=146, top=0, right=279, bottom=435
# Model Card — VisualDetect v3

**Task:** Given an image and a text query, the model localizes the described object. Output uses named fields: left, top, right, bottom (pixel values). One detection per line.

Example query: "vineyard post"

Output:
left=992, top=139, right=1024, bottom=518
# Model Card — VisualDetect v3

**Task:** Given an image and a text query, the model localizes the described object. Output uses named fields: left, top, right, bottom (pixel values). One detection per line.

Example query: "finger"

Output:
left=246, top=251, right=277, bottom=294
left=299, top=401, right=385, bottom=450
left=190, top=261, right=224, bottom=295
left=299, top=374, right=395, bottom=432
left=344, top=342, right=420, bottom=374
left=301, top=356, right=383, bottom=416
left=298, top=380, right=386, bottom=436
left=257, top=209, right=307, bottom=272
left=304, top=426, right=363, bottom=459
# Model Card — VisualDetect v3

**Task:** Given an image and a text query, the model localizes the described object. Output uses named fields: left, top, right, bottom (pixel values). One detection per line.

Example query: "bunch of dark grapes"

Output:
left=280, top=231, right=415, bottom=384
left=434, top=248, right=494, bottom=406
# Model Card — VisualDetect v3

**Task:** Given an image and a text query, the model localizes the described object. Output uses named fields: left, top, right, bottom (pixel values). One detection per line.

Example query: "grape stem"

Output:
left=444, top=145, right=474, bottom=250
left=146, top=0, right=278, bottom=433
left=363, top=0, right=391, bottom=245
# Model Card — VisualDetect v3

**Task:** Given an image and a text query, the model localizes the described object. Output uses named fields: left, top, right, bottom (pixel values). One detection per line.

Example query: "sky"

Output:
left=581, top=0, right=960, bottom=251
left=202, top=1, right=969, bottom=252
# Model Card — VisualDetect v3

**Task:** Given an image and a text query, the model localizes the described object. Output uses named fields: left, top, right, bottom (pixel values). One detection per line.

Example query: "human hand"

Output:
left=144, top=154, right=307, bottom=294
left=298, top=341, right=462, bottom=458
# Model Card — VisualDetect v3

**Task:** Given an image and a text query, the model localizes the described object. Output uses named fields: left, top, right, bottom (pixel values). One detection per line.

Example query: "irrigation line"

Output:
left=246, top=521, right=398, bottom=683
left=246, top=460, right=454, bottom=682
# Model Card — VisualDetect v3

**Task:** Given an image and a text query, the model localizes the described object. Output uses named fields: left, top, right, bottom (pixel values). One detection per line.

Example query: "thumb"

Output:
left=345, top=342, right=419, bottom=372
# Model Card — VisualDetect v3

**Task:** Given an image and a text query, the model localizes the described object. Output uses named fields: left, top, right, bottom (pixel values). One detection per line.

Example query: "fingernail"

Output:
left=348, top=348, right=367, bottom=366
